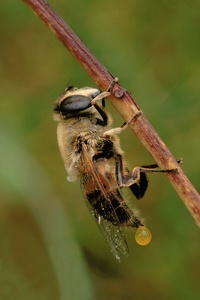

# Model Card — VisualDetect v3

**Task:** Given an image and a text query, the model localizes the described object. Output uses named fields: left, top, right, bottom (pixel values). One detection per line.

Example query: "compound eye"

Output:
left=60, top=95, right=91, bottom=114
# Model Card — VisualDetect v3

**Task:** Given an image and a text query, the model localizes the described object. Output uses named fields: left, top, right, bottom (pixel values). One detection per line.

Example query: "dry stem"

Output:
left=23, top=0, right=200, bottom=226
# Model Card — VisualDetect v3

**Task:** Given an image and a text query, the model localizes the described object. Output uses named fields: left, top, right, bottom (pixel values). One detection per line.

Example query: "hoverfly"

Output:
left=53, top=82, right=177, bottom=260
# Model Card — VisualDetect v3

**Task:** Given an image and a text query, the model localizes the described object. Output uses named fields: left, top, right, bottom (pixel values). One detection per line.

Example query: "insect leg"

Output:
left=91, top=78, right=118, bottom=108
left=89, top=91, right=111, bottom=126
left=103, top=112, right=142, bottom=137
left=139, top=163, right=179, bottom=173
left=116, top=154, right=148, bottom=199
left=107, top=77, right=119, bottom=92
left=130, top=163, right=180, bottom=199
left=116, top=155, right=180, bottom=199
left=92, top=103, right=109, bottom=126
left=91, top=91, right=110, bottom=105
left=141, top=158, right=182, bottom=169
left=116, top=154, right=145, bottom=188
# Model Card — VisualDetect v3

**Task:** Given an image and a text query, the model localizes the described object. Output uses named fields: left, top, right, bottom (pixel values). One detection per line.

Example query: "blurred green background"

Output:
left=1, top=0, right=200, bottom=299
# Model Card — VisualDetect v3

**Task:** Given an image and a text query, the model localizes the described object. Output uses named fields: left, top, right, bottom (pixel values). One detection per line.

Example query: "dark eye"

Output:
left=60, top=95, right=91, bottom=114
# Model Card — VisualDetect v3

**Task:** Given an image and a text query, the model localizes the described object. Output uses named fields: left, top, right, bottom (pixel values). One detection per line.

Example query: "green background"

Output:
left=1, top=1, right=200, bottom=299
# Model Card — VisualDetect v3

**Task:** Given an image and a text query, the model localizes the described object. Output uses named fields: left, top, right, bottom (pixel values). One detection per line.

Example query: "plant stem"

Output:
left=23, top=0, right=200, bottom=226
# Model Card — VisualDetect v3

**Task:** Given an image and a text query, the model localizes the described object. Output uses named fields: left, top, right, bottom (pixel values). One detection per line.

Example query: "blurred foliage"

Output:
left=0, top=0, right=200, bottom=299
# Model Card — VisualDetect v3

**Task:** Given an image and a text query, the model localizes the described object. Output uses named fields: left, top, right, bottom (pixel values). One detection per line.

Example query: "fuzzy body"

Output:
left=55, top=108, right=121, bottom=183
left=53, top=86, right=143, bottom=259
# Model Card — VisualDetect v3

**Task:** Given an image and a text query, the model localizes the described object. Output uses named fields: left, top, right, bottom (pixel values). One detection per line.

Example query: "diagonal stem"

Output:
left=23, top=0, right=200, bottom=226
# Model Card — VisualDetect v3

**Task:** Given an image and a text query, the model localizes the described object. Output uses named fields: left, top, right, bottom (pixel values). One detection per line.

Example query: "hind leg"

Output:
left=115, top=154, right=178, bottom=200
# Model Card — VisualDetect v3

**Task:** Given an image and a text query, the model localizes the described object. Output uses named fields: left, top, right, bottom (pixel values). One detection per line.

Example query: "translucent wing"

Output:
left=80, top=143, right=129, bottom=261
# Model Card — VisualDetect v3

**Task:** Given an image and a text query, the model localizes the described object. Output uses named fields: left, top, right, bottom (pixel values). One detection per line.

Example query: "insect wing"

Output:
left=80, top=144, right=128, bottom=260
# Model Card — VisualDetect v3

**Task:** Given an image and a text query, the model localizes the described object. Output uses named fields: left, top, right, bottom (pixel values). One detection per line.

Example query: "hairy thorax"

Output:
left=56, top=116, right=111, bottom=181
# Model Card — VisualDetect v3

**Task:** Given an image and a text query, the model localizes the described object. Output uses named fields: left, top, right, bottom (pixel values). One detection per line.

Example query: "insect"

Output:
left=53, top=83, right=177, bottom=260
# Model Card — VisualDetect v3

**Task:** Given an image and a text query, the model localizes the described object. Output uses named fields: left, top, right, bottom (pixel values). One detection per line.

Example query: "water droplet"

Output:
left=135, top=226, right=152, bottom=246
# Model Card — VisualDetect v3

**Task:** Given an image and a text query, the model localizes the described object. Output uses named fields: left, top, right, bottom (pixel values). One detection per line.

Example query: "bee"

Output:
left=53, top=83, right=177, bottom=260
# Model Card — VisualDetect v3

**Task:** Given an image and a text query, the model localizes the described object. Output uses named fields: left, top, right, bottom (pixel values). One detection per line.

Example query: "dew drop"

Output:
left=135, top=226, right=152, bottom=246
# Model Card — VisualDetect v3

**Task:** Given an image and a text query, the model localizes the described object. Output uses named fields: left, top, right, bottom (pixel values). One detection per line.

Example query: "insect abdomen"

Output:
left=85, top=184, right=142, bottom=228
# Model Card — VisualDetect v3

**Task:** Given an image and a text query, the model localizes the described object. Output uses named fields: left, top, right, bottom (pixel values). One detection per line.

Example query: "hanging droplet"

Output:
left=135, top=226, right=152, bottom=246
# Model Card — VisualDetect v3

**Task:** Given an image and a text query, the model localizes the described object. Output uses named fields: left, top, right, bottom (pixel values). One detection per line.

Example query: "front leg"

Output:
left=90, top=91, right=111, bottom=126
